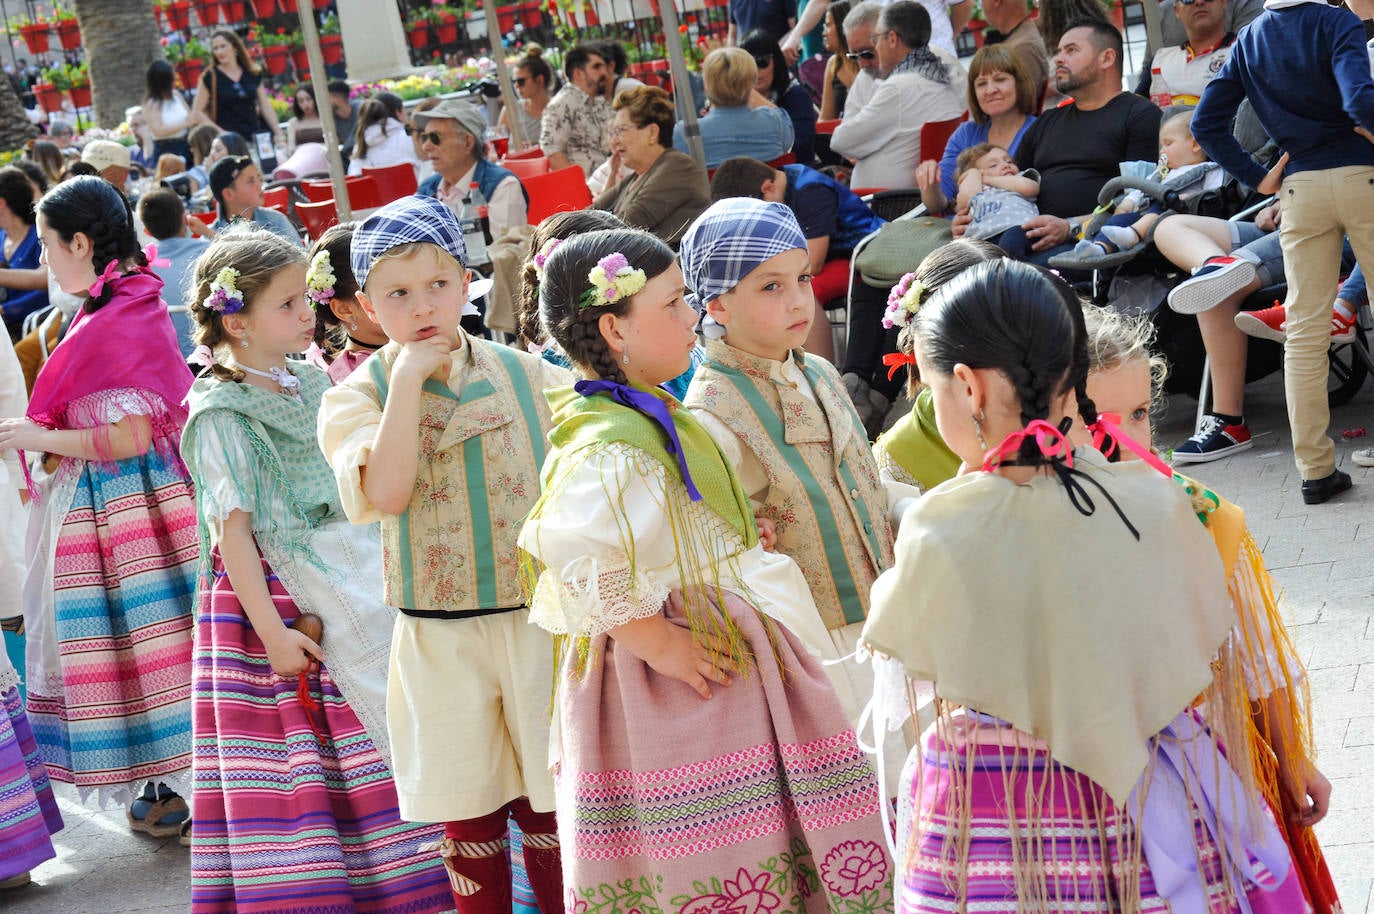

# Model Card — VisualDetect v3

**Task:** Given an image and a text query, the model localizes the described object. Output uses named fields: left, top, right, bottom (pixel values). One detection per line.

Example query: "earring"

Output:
left=240, top=336, right=248, bottom=349
left=972, top=409, right=987, bottom=451
left=622, top=344, right=630, bottom=367
left=349, top=320, right=358, bottom=332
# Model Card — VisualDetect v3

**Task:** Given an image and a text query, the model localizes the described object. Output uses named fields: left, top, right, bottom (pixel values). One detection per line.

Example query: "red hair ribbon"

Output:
left=981, top=418, right=1074, bottom=472
left=881, top=351, right=918, bottom=381
left=1086, top=412, right=1173, bottom=477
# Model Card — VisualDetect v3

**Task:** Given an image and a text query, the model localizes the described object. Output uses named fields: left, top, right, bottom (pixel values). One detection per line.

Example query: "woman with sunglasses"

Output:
left=740, top=30, right=819, bottom=165
left=499, top=46, right=555, bottom=152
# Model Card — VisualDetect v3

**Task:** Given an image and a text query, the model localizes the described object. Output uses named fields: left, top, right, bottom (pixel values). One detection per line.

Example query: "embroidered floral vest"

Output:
left=360, top=335, right=561, bottom=613
left=685, top=341, right=894, bottom=630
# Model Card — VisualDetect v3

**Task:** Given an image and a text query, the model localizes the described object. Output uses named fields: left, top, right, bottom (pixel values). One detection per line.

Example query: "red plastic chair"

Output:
left=523, top=165, right=593, bottom=225
left=502, top=156, right=551, bottom=180
left=302, top=175, right=383, bottom=211
left=301, top=179, right=334, bottom=203
left=296, top=198, right=340, bottom=241
left=503, top=146, right=545, bottom=161
left=263, top=185, right=290, bottom=211
left=920, top=114, right=967, bottom=164
left=361, top=162, right=419, bottom=203
left=815, top=118, right=842, bottom=136
left=765, top=152, right=797, bottom=169
left=191, top=210, right=217, bottom=227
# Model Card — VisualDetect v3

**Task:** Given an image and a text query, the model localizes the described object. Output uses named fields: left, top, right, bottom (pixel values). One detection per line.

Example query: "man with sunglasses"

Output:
left=1134, top=0, right=1233, bottom=107
left=779, top=0, right=971, bottom=66
left=539, top=44, right=613, bottom=178
left=415, top=99, right=528, bottom=246
left=206, top=155, right=301, bottom=247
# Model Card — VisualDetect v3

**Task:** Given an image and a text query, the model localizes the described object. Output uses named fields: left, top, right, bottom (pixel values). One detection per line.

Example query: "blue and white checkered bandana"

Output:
left=351, top=194, right=467, bottom=290
left=678, top=198, right=807, bottom=311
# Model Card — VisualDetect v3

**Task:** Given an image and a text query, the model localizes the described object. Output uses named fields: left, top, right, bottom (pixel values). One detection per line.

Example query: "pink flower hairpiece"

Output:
left=579, top=252, right=646, bottom=311
left=882, top=272, right=925, bottom=330
left=305, top=250, right=336, bottom=309
left=532, top=237, right=563, bottom=277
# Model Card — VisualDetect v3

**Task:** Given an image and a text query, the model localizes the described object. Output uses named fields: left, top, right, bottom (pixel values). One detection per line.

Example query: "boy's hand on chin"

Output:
left=395, top=335, right=453, bottom=385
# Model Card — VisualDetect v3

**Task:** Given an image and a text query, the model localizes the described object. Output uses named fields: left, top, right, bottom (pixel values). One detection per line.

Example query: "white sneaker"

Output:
left=1353, top=447, right=1374, bottom=468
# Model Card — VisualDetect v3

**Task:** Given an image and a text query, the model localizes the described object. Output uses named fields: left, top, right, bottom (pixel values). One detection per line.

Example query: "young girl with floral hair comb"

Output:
left=303, top=222, right=390, bottom=384
left=519, top=226, right=893, bottom=914
left=0, top=175, right=198, bottom=836
left=179, top=226, right=451, bottom=914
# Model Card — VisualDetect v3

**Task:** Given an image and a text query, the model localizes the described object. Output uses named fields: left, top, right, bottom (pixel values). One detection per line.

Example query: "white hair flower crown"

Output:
left=204, top=267, right=245, bottom=314
left=579, top=252, right=647, bottom=310
left=881, top=272, right=926, bottom=330
left=305, top=250, right=337, bottom=309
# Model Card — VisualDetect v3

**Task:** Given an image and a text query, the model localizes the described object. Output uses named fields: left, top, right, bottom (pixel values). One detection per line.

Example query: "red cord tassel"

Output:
left=295, top=659, right=329, bottom=745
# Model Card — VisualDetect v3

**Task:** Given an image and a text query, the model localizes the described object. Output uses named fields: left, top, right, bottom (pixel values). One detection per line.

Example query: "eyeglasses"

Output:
left=845, top=49, right=877, bottom=61
left=609, top=123, right=643, bottom=137
left=753, top=54, right=773, bottom=68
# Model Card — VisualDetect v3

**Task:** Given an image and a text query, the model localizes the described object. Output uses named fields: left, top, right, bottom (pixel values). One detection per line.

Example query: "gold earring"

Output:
left=973, top=409, right=987, bottom=450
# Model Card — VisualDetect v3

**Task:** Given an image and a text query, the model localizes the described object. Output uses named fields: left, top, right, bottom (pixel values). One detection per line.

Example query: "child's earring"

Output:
left=349, top=320, right=358, bottom=332
left=972, top=409, right=987, bottom=451
left=622, top=344, right=630, bottom=366
left=240, top=336, right=249, bottom=349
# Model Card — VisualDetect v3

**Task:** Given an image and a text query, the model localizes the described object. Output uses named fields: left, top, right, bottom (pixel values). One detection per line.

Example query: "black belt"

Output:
left=398, top=605, right=526, bottom=620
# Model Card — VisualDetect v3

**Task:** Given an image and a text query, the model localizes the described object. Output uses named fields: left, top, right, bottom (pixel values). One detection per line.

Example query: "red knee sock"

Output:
left=511, top=797, right=565, bottom=914
left=441, top=812, right=513, bottom=914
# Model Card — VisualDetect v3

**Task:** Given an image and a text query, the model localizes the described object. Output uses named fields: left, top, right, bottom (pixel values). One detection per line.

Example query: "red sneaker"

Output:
left=1234, top=304, right=1358, bottom=344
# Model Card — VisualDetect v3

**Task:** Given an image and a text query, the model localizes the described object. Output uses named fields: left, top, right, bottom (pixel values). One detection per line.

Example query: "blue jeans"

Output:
left=1231, top=223, right=1365, bottom=302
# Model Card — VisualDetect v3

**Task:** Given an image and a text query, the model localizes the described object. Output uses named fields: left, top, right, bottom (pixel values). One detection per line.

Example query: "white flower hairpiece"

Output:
left=579, top=252, right=647, bottom=310
left=305, top=250, right=337, bottom=309
left=882, top=272, right=925, bottom=330
left=204, top=267, right=245, bottom=314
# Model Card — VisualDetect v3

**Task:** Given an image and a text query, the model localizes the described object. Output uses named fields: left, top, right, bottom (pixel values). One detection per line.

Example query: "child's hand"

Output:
left=0, top=417, right=46, bottom=453
left=394, top=336, right=453, bottom=385
left=1283, top=765, right=1332, bottom=828
left=755, top=517, right=777, bottom=552
left=264, top=627, right=323, bottom=677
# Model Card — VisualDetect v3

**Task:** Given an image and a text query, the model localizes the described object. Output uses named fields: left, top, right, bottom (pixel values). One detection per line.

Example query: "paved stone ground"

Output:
left=3, top=372, right=1371, bottom=913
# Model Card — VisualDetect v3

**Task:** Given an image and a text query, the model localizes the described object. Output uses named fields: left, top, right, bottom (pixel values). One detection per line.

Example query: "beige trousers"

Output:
left=1277, top=165, right=1374, bottom=479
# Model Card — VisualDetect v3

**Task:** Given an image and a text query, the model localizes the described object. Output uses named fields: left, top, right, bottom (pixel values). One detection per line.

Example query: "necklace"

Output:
left=236, top=361, right=302, bottom=399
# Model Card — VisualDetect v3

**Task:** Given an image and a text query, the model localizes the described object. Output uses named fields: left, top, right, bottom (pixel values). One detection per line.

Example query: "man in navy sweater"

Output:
left=1193, top=0, right=1374, bottom=505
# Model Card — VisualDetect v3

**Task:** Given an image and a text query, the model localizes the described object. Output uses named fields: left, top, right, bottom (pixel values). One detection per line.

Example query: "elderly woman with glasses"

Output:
left=499, top=45, right=556, bottom=151
left=740, top=29, right=819, bottom=164
left=914, top=43, right=1039, bottom=214
left=676, top=47, right=795, bottom=170
left=594, top=87, right=710, bottom=247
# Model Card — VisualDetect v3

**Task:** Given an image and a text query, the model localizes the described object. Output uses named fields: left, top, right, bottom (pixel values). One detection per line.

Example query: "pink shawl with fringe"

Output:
left=26, top=269, right=193, bottom=446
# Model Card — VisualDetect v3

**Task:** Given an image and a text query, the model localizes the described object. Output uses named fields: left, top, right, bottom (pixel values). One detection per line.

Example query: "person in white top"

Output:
left=779, top=0, right=972, bottom=63
left=832, top=0, right=967, bottom=189
left=347, top=97, right=422, bottom=177
left=142, top=60, right=201, bottom=165
left=414, top=98, right=528, bottom=241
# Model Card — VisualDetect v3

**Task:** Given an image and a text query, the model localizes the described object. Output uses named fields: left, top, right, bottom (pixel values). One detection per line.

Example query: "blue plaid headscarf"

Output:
left=678, top=198, right=808, bottom=312
left=351, top=194, right=467, bottom=290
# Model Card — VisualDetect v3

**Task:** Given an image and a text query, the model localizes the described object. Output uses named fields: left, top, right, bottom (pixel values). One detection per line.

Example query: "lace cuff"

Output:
left=529, top=551, right=670, bottom=638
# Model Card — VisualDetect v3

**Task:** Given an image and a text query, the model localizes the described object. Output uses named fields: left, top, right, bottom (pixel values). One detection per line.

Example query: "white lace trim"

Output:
left=61, top=387, right=166, bottom=427
left=531, top=553, right=670, bottom=638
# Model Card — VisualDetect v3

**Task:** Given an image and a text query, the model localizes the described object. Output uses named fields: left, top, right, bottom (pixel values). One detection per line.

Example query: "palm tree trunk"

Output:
left=0, top=77, right=38, bottom=151
left=74, top=0, right=165, bottom=129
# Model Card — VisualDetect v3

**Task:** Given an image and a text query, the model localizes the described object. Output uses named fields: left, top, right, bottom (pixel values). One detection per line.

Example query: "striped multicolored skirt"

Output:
left=899, top=721, right=1310, bottom=914
left=190, top=548, right=452, bottom=914
left=0, top=685, right=63, bottom=881
left=557, top=591, right=893, bottom=914
left=25, top=453, right=198, bottom=799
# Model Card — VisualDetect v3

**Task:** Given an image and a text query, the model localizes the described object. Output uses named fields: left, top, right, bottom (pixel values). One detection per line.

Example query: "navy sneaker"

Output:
left=1172, top=414, right=1253, bottom=464
left=1168, top=256, right=1258, bottom=315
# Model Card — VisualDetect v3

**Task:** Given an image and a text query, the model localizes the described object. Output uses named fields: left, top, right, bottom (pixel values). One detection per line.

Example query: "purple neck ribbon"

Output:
left=575, top=379, right=703, bottom=502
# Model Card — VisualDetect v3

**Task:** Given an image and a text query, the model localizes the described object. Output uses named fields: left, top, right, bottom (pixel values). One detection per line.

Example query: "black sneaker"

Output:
left=1172, top=414, right=1253, bottom=464
left=1301, top=469, right=1352, bottom=505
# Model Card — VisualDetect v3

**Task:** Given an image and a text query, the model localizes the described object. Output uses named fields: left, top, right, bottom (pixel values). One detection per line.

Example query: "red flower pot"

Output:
left=219, top=0, right=249, bottom=22
left=175, top=58, right=205, bottom=90
left=262, top=44, right=289, bottom=75
left=519, top=1, right=542, bottom=29
left=496, top=5, right=516, bottom=32
left=250, top=0, right=276, bottom=15
left=192, top=0, right=220, bottom=26
left=68, top=85, right=92, bottom=109
left=18, top=23, right=50, bottom=54
left=320, top=34, right=343, bottom=65
left=159, top=1, right=192, bottom=31
left=408, top=24, right=430, bottom=48
left=55, top=20, right=81, bottom=51
left=435, top=20, right=458, bottom=43
left=33, top=82, right=61, bottom=114
left=278, top=0, right=327, bottom=10
left=291, top=47, right=310, bottom=73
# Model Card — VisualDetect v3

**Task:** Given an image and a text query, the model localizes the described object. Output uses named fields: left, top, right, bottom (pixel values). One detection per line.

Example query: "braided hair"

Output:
left=307, top=222, right=360, bottom=356
left=895, top=239, right=1003, bottom=398
left=913, top=258, right=1096, bottom=466
left=538, top=228, right=675, bottom=384
left=188, top=226, right=308, bottom=383
left=37, top=175, right=148, bottom=313
left=517, top=209, right=625, bottom=349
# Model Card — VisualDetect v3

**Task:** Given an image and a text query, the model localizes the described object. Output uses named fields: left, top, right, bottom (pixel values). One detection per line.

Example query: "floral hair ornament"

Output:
left=531, top=237, right=563, bottom=278
left=204, top=267, right=245, bottom=314
left=579, top=251, right=647, bottom=311
left=882, top=272, right=926, bottom=330
left=305, top=250, right=337, bottom=309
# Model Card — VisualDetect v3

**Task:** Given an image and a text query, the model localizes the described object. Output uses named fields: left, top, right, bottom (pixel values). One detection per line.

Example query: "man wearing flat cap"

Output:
left=415, top=99, right=528, bottom=242
left=81, top=140, right=132, bottom=192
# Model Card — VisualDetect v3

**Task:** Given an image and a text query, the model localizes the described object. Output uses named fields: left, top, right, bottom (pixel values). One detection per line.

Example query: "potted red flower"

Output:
left=170, top=37, right=210, bottom=89
left=249, top=0, right=276, bottom=17
left=218, top=0, right=250, bottom=22
left=10, top=14, right=52, bottom=54
left=51, top=6, right=81, bottom=51
left=288, top=32, right=310, bottom=74
left=319, top=14, right=344, bottom=65
left=32, top=73, right=62, bottom=114
left=257, top=28, right=292, bottom=76
left=405, top=9, right=434, bottom=49
left=435, top=8, right=459, bottom=44
left=191, top=0, right=220, bottom=26
left=156, top=0, right=192, bottom=31
left=518, top=1, right=543, bottom=29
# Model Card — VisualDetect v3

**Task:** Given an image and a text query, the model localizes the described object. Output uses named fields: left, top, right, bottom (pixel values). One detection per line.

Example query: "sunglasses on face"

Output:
left=419, top=131, right=445, bottom=146
left=514, top=76, right=528, bottom=86
left=846, top=49, right=877, bottom=61
left=753, top=54, right=773, bottom=68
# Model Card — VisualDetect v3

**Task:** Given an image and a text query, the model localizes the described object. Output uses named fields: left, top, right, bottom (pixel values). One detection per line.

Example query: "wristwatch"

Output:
left=1066, top=218, right=1083, bottom=240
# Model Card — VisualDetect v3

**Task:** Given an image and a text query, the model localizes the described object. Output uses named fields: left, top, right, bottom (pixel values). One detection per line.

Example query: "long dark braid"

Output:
left=37, top=176, right=147, bottom=313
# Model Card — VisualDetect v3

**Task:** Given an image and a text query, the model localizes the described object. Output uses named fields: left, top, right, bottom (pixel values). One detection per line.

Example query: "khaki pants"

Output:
left=1277, top=165, right=1374, bottom=479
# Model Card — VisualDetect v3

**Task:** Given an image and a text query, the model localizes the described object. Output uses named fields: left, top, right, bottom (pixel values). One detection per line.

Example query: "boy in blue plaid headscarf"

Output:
left=318, top=193, right=572, bottom=914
